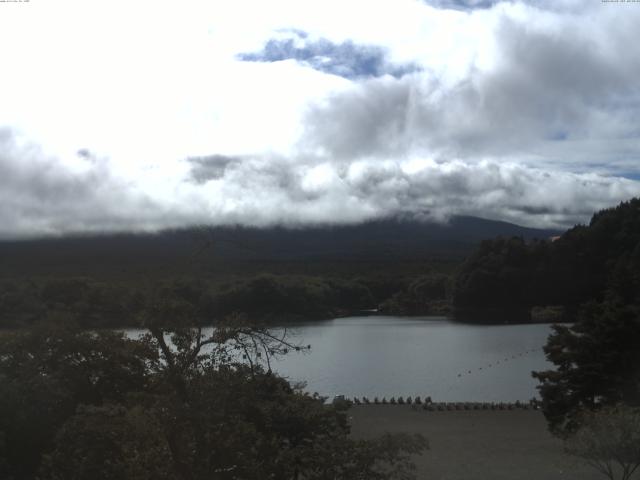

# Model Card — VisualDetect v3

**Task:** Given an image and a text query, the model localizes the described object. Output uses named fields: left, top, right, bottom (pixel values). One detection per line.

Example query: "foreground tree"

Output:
left=0, top=306, right=427, bottom=479
left=565, top=405, right=640, bottom=480
left=41, top=404, right=173, bottom=480
left=0, top=319, right=151, bottom=479
left=137, top=298, right=428, bottom=479
left=532, top=302, right=640, bottom=436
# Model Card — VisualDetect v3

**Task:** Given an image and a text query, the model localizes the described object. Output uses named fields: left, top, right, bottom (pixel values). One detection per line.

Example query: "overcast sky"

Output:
left=1, top=0, right=640, bottom=238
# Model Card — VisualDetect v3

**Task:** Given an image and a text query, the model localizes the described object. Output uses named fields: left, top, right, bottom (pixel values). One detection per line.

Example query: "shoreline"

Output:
left=336, top=397, right=540, bottom=409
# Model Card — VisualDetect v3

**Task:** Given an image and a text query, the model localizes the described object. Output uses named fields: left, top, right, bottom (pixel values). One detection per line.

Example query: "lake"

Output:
left=270, top=316, right=555, bottom=403
left=127, top=315, right=557, bottom=403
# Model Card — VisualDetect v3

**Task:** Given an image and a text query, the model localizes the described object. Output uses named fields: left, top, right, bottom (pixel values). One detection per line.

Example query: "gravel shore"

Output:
left=349, top=405, right=607, bottom=480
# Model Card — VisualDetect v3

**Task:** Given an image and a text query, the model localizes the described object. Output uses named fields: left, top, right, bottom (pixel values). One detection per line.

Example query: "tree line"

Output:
left=453, top=198, right=640, bottom=317
left=0, top=274, right=381, bottom=329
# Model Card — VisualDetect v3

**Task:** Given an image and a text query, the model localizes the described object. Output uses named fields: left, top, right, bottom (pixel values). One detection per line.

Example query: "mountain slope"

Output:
left=0, top=216, right=560, bottom=278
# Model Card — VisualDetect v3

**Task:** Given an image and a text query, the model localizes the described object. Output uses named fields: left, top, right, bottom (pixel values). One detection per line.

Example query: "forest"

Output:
left=453, top=198, right=640, bottom=321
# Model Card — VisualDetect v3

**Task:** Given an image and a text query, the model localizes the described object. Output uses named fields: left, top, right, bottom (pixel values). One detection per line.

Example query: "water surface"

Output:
left=269, top=316, right=555, bottom=402
left=126, top=315, right=557, bottom=402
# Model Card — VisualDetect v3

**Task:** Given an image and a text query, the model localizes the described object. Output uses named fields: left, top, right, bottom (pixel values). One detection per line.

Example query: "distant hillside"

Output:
left=453, top=198, right=640, bottom=319
left=0, top=216, right=560, bottom=278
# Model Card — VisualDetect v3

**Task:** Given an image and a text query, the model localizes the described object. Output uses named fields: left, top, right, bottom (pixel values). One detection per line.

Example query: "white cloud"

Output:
left=0, top=0, right=639, bottom=237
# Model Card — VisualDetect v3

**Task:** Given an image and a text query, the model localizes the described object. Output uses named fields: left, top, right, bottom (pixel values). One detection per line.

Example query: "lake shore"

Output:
left=349, top=405, right=603, bottom=480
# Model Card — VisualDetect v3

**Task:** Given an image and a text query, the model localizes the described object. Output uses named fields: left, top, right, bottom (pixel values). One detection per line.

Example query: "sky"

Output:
left=1, top=0, right=640, bottom=238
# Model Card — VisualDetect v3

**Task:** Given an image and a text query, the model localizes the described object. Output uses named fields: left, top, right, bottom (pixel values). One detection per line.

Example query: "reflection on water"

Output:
left=126, top=315, right=557, bottom=402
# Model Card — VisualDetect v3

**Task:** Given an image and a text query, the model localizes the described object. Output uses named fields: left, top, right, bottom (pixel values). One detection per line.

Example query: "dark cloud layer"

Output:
left=238, top=32, right=419, bottom=79
left=427, top=0, right=500, bottom=10
left=187, top=155, right=242, bottom=184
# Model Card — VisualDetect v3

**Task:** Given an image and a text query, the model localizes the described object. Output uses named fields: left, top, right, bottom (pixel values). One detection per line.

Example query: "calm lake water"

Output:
left=271, top=316, right=554, bottom=402
left=128, top=315, right=557, bottom=403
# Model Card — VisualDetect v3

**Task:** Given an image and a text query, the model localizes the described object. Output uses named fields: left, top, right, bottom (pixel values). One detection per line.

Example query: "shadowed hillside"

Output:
left=0, top=216, right=560, bottom=279
left=453, top=198, right=640, bottom=320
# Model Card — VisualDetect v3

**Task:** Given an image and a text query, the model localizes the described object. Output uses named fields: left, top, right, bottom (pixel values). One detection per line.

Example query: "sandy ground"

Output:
left=348, top=405, right=618, bottom=480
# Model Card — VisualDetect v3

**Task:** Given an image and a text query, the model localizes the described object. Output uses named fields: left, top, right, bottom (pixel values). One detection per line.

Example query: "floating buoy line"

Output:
left=455, top=347, right=543, bottom=378
left=327, top=347, right=545, bottom=409
left=333, top=395, right=540, bottom=411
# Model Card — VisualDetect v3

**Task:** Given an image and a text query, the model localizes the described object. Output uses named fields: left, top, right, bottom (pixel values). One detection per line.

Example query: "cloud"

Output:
left=179, top=153, right=640, bottom=230
left=426, top=0, right=595, bottom=13
left=0, top=129, right=181, bottom=239
left=1, top=0, right=640, bottom=237
left=299, top=6, right=640, bottom=173
left=426, top=0, right=501, bottom=10
left=238, top=31, right=419, bottom=79
left=300, top=76, right=422, bottom=160
left=2, top=121, right=639, bottom=240
left=187, top=155, right=243, bottom=184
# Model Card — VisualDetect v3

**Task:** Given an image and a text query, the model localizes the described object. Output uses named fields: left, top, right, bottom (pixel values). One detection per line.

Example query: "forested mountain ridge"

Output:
left=453, top=198, right=640, bottom=318
left=0, top=216, right=559, bottom=278
left=0, top=215, right=557, bottom=328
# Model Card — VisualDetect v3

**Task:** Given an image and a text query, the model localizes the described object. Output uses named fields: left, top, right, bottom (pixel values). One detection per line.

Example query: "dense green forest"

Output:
left=453, top=198, right=640, bottom=321
left=0, top=270, right=462, bottom=329
left=0, top=275, right=378, bottom=329
left=0, top=215, right=558, bottom=328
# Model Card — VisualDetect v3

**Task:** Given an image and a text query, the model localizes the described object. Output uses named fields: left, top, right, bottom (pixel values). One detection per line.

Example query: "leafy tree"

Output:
left=532, top=302, right=640, bottom=436
left=453, top=198, right=640, bottom=319
left=41, top=404, right=174, bottom=480
left=565, top=405, right=640, bottom=480
left=213, top=274, right=375, bottom=320
left=378, top=274, right=451, bottom=315
left=135, top=301, right=427, bottom=479
left=0, top=309, right=426, bottom=479
left=0, top=280, right=45, bottom=328
left=0, top=319, right=152, bottom=479
left=0, top=370, right=72, bottom=479
left=453, top=236, right=536, bottom=310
